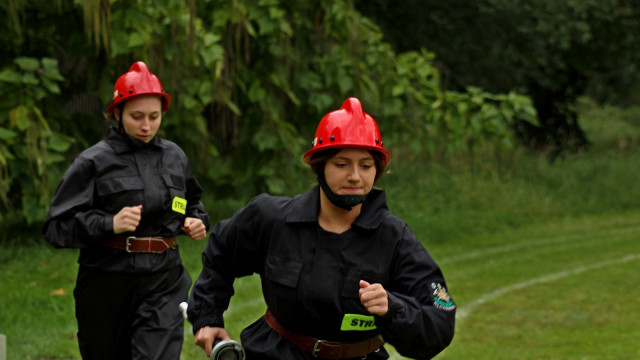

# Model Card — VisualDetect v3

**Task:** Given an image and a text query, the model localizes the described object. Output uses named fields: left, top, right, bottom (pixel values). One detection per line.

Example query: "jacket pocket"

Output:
left=161, top=173, right=186, bottom=195
left=161, top=173, right=187, bottom=214
left=95, top=176, right=144, bottom=212
left=263, top=256, right=303, bottom=314
left=265, top=256, right=303, bottom=288
left=96, top=175, right=144, bottom=195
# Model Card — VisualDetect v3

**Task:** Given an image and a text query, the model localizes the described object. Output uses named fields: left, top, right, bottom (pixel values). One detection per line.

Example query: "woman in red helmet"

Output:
left=187, top=97, right=455, bottom=359
left=43, top=61, right=210, bottom=360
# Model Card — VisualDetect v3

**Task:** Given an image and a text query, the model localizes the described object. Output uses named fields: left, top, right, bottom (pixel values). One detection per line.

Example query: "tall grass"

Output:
left=1, top=98, right=640, bottom=359
left=380, top=98, right=640, bottom=246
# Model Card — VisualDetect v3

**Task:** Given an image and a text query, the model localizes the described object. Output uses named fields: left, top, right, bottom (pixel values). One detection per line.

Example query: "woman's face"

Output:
left=115, top=95, right=163, bottom=143
left=323, top=148, right=377, bottom=197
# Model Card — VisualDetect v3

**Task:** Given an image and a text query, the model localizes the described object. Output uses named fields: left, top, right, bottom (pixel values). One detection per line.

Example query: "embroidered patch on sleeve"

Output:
left=431, top=282, right=456, bottom=311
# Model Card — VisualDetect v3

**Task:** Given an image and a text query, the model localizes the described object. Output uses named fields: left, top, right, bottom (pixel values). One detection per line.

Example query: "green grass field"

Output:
left=436, top=212, right=640, bottom=359
left=2, top=98, right=640, bottom=359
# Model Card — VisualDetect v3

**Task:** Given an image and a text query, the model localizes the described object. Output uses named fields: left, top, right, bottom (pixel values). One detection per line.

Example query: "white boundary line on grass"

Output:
left=456, top=252, right=640, bottom=321
left=439, top=224, right=640, bottom=265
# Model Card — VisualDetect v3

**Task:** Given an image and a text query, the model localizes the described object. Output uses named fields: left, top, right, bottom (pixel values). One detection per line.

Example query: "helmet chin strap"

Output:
left=116, top=119, right=152, bottom=148
left=318, top=176, right=366, bottom=211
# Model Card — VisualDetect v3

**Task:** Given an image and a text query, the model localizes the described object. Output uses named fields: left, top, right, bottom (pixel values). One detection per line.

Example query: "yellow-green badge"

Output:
left=172, top=196, right=187, bottom=214
left=340, top=314, right=376, bottom=331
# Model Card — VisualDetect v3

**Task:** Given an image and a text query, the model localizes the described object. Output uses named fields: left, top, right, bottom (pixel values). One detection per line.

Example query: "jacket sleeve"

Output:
left=375, top=225, right=456, bottom=360
left=42, top=157, right=113, bottom=248
left=184, top=163, right=210, bottom=230
left=187, top=196, right=266, bottom=334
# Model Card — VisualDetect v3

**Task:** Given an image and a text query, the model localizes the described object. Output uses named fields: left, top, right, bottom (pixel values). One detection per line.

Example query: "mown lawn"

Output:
left=2, top=98, right=640, bottom=359
left=3, top=210, right=639, bottom=359
left=436, top=212, right=640, bottom=359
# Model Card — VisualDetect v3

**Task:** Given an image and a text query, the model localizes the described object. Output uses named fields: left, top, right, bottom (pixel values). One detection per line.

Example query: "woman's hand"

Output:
left=113, top=205, right=142, bottom=234
left=359, top=280, right=389, bottom=316
left=182, top=217, right=207, bottom=240
left=194, top=326, right=231, bottom=357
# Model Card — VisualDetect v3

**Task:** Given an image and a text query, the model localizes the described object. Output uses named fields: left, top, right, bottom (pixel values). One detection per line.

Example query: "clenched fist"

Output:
left=182, top=217, right=207, bottom=240
left=113, top=205, right=142, bottom=234
left=359, top=280, right=389, bottom=316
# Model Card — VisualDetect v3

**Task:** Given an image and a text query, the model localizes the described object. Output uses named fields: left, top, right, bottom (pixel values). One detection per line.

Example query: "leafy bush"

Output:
left=0, top=57, right=73, bottom=226
left=0, top=0, right=537, bottom=232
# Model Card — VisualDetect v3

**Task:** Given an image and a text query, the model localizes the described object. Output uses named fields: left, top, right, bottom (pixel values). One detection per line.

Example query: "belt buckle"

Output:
left=125, top=236, right=136, bottom=252
left=312, top=340, right=326, bottom=357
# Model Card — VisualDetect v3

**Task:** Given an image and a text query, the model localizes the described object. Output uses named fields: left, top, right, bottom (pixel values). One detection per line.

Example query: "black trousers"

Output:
left=73, top=265, right=191, bottom=360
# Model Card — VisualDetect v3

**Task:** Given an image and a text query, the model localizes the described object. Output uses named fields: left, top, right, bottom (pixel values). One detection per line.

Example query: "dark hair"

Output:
left=309, top=148, right=386, bottom=183
left=103, top=103, right=125, bottom=125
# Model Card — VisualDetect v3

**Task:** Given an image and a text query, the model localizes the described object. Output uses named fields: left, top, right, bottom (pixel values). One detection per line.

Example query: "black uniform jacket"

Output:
left=42, top=127, right=210, bottom=273
left=187, top=186, right=455, bottom=359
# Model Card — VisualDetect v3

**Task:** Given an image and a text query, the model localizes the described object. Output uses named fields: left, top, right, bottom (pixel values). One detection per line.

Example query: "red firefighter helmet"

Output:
left=303, top=97, right=390, bottom=166
left=105, top=61, right=171, bottom=113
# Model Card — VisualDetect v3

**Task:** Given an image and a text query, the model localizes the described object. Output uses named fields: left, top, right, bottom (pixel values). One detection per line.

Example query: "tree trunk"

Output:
left=513, top=85, right=589, bottom=159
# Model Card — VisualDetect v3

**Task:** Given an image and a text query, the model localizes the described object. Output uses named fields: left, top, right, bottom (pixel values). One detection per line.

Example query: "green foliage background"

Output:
left=0, top=0, right=537, bottom=232
left=357, top=0, right=640, bottom=153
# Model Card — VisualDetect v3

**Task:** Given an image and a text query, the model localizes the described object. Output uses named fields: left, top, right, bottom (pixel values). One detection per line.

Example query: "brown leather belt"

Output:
left=102, top=236, right=177, bottom=253
left=264, top=309, right=384, bottom=359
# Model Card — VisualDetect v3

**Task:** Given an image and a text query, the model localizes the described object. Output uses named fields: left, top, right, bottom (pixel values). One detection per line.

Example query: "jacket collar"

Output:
left=105, top=126, right=165, bottom=154
left=285, top=186, right=389, bottom=230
